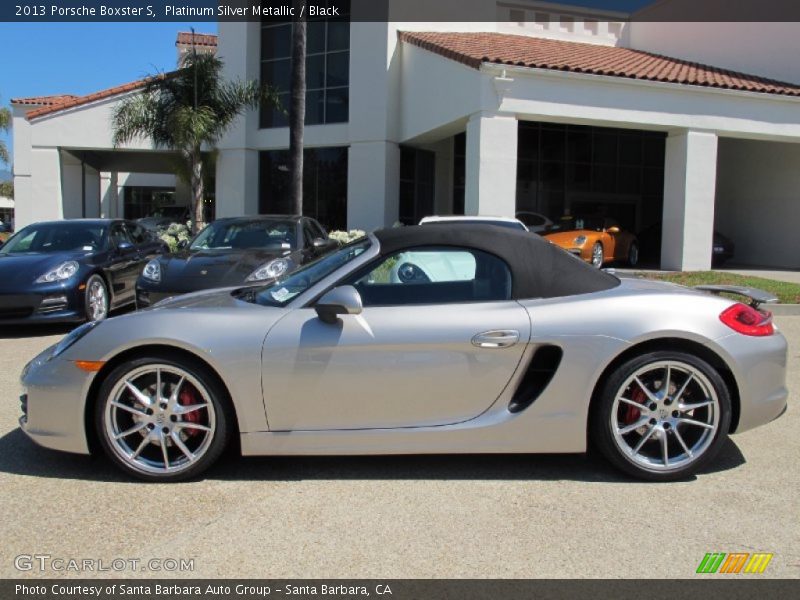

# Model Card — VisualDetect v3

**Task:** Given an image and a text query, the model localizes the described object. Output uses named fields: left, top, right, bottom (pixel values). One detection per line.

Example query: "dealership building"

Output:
left=11, top=0, right=800, bottom=270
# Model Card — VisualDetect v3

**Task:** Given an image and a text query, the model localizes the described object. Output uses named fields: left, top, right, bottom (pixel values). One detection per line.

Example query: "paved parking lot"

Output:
left=0, top=318, right=798, bottom=579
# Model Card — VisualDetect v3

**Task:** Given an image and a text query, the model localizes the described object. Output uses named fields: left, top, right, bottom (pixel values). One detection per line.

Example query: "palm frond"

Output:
left=0, top=103, right=10, bottom=165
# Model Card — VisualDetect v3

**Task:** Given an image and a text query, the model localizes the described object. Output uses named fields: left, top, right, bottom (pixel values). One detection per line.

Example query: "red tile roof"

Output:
left=176, top=32, right=218, bottom=48
left=399, top=32, right=800, bottom=97
left=24, top=73, right=175, bottom=121
left=11, top=95, right=79, bottom=106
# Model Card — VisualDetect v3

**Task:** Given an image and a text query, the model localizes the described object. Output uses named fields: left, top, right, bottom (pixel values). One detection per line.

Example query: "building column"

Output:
left=215, top=149, right=259, bottom=217
left=661, top=130, right=718, bottom=271
left=347, top=141, right=400, bottom=232
left=15, top=148, right=66, bottom=228
left=465, top=111, right=518, bottom=217
left=100, top=172, right=118, bottom=218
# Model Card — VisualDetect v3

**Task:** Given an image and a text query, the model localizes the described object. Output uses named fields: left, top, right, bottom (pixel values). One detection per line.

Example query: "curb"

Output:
left=771, top=304, right=800, bottom=316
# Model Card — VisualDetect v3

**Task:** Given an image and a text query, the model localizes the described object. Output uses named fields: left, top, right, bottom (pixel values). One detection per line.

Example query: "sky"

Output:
left=0, top=21, right=218, bottom=169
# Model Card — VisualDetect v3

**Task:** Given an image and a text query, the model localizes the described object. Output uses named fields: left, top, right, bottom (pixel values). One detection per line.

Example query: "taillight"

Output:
left=719, top=303, right=774, bottom=337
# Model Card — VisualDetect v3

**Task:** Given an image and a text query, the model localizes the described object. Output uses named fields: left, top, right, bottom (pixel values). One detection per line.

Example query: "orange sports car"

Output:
left=543, top=216, right=639, bottom=268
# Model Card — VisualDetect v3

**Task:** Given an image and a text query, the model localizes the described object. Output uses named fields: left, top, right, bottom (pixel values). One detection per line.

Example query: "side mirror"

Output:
left=117, top=241, right=136, bottom=254
left=312, top=237, right=333, bottom=251
left=607, top=226, right=620, bottom=234
left=177, top=239, right=189, bottom=250
left=315, top=285, right=363, bottom=324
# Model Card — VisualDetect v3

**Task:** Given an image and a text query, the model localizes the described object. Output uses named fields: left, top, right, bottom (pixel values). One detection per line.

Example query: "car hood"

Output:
left=0, top=251, right=94, bottom=287
left=542, top=230, right=599, bottom=245
left=159, top=248, right=295, bottom=285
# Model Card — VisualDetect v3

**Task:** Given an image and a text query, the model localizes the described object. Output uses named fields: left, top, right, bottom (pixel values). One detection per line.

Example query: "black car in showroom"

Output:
left=136, top=215, right=339, bottom=307
left=638, top=222, right=735, bottom=267
left=0, top=219, right=168, bottom=324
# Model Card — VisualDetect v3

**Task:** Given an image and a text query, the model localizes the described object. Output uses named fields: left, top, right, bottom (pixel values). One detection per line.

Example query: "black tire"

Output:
left=590, top=351, right=731, bottom=481
left=590, top=242, right=604, bottom=269
left=84, top=274, right=109, bottom=322
left=627, top=242, right=639, bottom=267
left=94, top=355, right=232, bottom=482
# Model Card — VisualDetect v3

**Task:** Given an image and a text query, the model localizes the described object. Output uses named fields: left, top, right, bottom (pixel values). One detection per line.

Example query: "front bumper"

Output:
left=19, top=346, right=94, bottom=455
left=0, top=284, right=86, bottom=324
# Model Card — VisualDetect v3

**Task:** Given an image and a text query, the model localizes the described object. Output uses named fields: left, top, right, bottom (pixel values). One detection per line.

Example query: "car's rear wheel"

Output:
left=95, top=356, right=232, bottom=482
left=627, top=242, right=639, bottom=267
left=84, top=275, right=108, bottom=322
left=590, top=243, right=604, bottom=268
left=590, top=351, right=731, bottom=481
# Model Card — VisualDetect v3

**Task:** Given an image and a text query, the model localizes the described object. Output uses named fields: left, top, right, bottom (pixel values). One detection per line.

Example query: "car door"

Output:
left=106, top=221, right=141, bottom=305
left=261, top=246, right=531, bottom=431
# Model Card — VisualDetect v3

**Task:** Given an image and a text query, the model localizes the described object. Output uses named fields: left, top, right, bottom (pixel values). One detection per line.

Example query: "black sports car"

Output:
left=135, top=215, right=339, bottom=307
left=0, top=219, right=168, bottom=324
left=638, top=222, right=735, bottom=267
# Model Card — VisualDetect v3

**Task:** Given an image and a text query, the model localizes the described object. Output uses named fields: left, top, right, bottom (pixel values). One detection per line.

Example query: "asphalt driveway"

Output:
left=0, top=318, right=797, bottom=579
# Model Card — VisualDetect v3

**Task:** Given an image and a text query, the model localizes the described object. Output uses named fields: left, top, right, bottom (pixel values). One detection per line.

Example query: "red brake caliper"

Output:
left=178, top=385, right=202, bottom=437
left=624, top=387, right=646, bottom=425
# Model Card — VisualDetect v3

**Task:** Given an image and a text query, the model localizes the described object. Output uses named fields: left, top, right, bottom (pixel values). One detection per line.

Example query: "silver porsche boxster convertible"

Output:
left=19, top=225, right=787, bottom=482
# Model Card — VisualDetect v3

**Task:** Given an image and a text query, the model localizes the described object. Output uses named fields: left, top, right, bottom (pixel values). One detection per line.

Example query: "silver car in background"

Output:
left=19, top=225, right=787, bottom=482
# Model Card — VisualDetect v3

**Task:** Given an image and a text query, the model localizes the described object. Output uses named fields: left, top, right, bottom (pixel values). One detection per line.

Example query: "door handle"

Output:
left=471, top=330, right=520, bottom=348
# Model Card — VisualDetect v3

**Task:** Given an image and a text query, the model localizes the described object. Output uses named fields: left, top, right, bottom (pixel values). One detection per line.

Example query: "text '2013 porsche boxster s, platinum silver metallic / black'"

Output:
left=19, top=225, right=788, bottom=482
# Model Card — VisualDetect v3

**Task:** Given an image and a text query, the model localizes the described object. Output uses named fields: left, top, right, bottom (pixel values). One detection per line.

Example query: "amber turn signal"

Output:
left=74, top=360, right=106, bottom=372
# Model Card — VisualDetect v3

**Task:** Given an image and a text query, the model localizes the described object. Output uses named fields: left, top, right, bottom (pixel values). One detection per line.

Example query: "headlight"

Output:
left=50, top=320, right=100, bottom=360
left=574, top=235, right=587, bottom=245
left=246, top=258, right=291, bottom=282
left=142, top=259, right=161, bottom=282
left=35, top=261, right=79, bottom=283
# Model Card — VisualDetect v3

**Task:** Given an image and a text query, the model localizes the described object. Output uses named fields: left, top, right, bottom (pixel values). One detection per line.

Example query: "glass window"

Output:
left=261, top=24, right=291, bottom=60
left=191, top=219, right=298, bottom=251
left=399, top=147, right=435, bottom=225
left=348, top=248, right=512, bottom=306
left=259, top=147, right=348, bottom=232
left=110, top=223, right=133, bottom=248
left=261, top=60, right=291, bottom=93
left=125, top=223, right=149, bottom=245
left=0, top=222, right=108, bottom=254
left=253, top=238, right=371, bottom=308
left=260, top=13, right=349, bottom=128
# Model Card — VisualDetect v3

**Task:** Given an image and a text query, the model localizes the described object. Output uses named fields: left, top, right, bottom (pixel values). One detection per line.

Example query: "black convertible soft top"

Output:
left=373, top=224, right=619, bottom=299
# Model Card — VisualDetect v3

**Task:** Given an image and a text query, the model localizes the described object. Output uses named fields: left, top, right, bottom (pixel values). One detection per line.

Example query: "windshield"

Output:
left=190, top=219, right=299, bottom=251
left=550, top=216, right=607, bottom=233
left=252, top=238, right=372, bottom=307
left=0, top=222, right=107, bottom=255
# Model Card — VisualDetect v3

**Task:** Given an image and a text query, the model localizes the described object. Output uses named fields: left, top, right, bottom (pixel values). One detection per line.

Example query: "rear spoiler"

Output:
left=694, top=285, right=778, bottom=309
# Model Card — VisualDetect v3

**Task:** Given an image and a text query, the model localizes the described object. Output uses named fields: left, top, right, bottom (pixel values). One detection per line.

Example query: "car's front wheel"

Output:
left=95, top=356, right=232, bottom=482
left=84, top=275, right=109, bottom=322
left=590, top=243, right=604, bottom=268
left=627, top=242, right=639, bottom=267
left=590, top=351, right=731, bottom=481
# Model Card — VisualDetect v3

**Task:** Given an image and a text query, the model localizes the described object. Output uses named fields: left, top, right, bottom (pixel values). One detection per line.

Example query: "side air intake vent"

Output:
left=508, top=345, right=563, bottom=413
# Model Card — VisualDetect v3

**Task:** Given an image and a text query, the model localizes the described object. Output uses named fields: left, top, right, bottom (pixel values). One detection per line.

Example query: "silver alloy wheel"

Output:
left=610, top=360, right=720, bottom=472
left=86, top=277, right=108, bottom=321
left=103, top=364, right=216, bottom=476
left=591, top=243, right=604, bottom=268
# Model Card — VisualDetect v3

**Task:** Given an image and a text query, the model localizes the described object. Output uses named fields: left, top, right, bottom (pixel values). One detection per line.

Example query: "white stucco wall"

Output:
left=630, top=18, right=800, bottom=86
left=715, top=138, right=800, bottom=269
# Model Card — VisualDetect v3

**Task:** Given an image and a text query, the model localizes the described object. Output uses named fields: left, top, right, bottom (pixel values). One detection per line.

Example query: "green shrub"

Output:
left=158, top=222, right=192, bottom=253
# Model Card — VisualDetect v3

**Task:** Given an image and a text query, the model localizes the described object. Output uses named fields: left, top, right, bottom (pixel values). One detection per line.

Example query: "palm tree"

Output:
left=289, top=6, right=307, bottom=216
left=112, top=53, right=278, bottom=232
